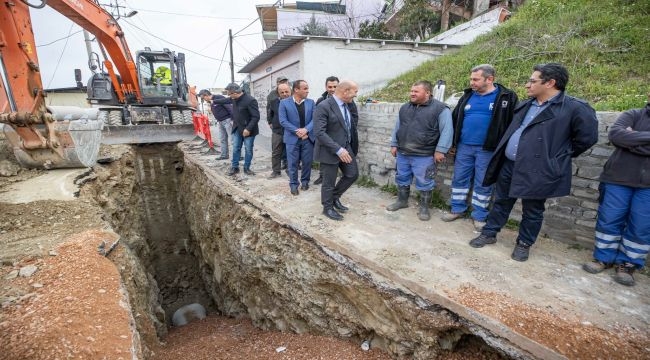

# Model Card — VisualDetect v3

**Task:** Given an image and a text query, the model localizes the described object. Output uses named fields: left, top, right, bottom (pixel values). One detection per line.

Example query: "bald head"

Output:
left=334, top=80, right=358, bottom=103
left=277, top=83, right=291, bottom=99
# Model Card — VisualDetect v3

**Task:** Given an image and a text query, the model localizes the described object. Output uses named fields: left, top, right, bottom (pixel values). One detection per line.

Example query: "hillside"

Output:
left=371, top=0, right=649, bottom=111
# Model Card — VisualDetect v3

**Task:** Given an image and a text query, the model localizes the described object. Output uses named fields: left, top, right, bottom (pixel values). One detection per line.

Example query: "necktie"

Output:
left=342, top=104, right=350, bottom=141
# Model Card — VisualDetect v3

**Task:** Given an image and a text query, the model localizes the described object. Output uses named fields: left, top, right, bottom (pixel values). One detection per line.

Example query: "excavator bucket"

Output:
left=100, top=124, right=196, bottom=145
left=3, top=118, right=103, bottom=169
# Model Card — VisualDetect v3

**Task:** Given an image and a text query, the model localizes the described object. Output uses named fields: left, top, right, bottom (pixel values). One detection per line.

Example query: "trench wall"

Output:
left=178, top=159, right=527, bottom=359
left=356, top=104, right=619, bottom=247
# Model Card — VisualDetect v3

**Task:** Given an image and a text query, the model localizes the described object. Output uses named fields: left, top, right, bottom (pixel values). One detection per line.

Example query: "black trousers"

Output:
left=482, top=159, right=547, bottom=246
left=320, top=156, right=359, bottom=209
left=270, top=131, right=284, bottom=173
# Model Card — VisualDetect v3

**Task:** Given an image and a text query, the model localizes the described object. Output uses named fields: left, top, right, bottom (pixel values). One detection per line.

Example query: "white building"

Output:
left=257, top=0, right=385, bottom=48
left=239, top=35, right=458, bottom=108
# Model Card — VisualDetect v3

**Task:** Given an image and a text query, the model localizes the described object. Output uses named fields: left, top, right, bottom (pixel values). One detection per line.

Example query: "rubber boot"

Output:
left=418, top=190, right=432, bottom=221
left=386, top=185, right=410, bottom=211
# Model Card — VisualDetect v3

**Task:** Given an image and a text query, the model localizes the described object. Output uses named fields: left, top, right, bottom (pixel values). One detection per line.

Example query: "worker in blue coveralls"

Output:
left=441, top=64, right=518, bottom=231
left=583, top=100, right=650, bottom=286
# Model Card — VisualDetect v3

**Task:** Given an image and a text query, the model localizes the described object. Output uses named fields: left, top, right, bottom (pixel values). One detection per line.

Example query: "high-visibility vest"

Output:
left=154, top=66, right=172, bottom=85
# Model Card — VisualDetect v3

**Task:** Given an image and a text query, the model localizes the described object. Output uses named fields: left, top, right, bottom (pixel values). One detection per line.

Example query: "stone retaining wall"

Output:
left=356, top=103, right=620, bottom=247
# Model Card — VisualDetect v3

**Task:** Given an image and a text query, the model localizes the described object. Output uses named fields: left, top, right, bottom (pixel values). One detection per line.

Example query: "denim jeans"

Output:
left=287, top=139, right=314, bottom=189
left=231, top=132, right=255, bottom=170
left=395, top=153, right=436, bottom=191
left=481, top=159, right=546, bottom=246
left=450, top=143, right=494, bottom=221
left=216, top=119, right=232, bottom=157
left=593, top=183, right=650, bottom=268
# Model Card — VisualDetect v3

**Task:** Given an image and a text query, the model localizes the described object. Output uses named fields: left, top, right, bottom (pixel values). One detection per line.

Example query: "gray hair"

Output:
left=471, top=64, right=496, bottom=78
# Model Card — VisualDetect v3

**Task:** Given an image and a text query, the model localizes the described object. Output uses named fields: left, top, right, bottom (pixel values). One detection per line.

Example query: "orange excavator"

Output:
left=0, top=0, right=197, bottom=168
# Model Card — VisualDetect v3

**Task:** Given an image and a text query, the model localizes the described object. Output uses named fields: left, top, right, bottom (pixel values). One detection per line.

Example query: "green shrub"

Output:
left=371, top=0, right=650, bottom=111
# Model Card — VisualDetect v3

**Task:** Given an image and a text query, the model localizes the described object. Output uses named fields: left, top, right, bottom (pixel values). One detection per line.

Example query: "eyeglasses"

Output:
left=526, top=79, right=543, bottom=84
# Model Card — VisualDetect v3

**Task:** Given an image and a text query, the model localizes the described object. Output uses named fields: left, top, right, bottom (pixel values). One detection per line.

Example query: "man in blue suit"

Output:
left=279, top=80, right=315, bottom=195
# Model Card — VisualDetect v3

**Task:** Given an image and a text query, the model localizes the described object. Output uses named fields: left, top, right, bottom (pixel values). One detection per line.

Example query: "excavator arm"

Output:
left=0, top=0, right=141, bottom=168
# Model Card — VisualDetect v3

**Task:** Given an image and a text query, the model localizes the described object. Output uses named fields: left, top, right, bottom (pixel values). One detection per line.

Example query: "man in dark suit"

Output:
left=313, top=80, right=360, bottom=221
left=279, top=80, right=315, bottom=195
left=214, top=83, right=260, bottom=176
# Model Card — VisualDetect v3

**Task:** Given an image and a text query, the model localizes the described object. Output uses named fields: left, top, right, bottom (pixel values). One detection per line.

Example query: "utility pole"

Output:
left=229, top=29, right=235, bottom=83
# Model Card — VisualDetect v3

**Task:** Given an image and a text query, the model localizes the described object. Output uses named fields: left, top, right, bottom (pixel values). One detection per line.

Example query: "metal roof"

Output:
left=239, top=36, right=304, bottom=73
left=239, top=35, right=454, bottom=74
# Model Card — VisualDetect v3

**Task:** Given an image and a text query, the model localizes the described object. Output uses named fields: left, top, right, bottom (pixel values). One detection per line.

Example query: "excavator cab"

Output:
left=86, top=48, right=196, bottom=145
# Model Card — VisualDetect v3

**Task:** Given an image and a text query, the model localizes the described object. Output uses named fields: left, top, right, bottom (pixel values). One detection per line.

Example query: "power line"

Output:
left=212, top=41, right=230, bottom=87
left=46, top=23, right=75, bottom=89
left=36, top=29, right=83, bottom=47
left=121, top=19, right=246, bottom=67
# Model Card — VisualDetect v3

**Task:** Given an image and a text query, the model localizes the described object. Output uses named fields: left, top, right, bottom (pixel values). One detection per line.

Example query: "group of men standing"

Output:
left=198, top=62, right=648, bottom=286
left=265, top=76, right=361, bottom=221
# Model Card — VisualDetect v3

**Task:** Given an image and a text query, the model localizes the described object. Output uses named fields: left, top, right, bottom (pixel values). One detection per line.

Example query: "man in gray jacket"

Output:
left=469, top=63, right=598, bottom=262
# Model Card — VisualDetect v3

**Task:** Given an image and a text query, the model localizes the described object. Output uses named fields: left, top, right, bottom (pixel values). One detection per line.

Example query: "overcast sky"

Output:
left=30, top=0, right=278, bottom=90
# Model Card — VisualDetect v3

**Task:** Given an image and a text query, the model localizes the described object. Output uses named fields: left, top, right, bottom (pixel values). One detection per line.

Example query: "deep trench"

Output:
left=87, top=143, right=509, bottom=359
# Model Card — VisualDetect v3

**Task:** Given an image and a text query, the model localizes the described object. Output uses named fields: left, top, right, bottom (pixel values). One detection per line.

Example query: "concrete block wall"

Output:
left=356, top=102, right=620, bottom=247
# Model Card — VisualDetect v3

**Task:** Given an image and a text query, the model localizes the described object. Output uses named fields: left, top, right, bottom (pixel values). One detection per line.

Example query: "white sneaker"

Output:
left=473, top=220, right=486, bottom=231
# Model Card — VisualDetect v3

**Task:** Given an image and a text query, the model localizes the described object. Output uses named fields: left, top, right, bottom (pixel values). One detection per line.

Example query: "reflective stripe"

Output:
left=471, top=198, right=490, bottom=208
left=595, top=231, right=621, bottom=241
left=451, top=195, right=467, bottom=200
left=451, top=188, right=470, bottom=195
left=473, top=192, right=491, bottom=201
left=622, top=247, right=647, bottom=259
left=594, top=240, right=619, bottom=250
left=622, top=238, right=650, bottom=251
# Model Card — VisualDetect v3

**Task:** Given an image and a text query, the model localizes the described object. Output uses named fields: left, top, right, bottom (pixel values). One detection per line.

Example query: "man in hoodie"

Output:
left=199, top=89, right=233, bottom=160
left=583, top=100, right=650, bottom=286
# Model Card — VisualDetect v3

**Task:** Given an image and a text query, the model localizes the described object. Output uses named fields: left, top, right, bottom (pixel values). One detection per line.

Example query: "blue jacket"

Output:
left=279, top=97, right=315, bottom=144
left=484, top=92, right=598, bottom=198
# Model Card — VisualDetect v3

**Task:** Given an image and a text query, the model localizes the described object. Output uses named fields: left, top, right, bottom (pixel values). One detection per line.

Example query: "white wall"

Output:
left=247, top=38, right=452, bottom=113
left=248, top=42, right=304, bottom=112
left=45, top=92, right=89, bottom=107
left=301, top=39, right=448, bottom=96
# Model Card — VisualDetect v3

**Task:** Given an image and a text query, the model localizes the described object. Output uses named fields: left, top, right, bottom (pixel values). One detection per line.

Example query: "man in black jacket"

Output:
left=214, top=83, right=260, bottom=176
left=267, top=83, right=291, bottom=178
left=469, top=63, right=598, bottom=262
left=583, top=101, right=650, bottom=286
left=441, top=64, right=518, bottom=230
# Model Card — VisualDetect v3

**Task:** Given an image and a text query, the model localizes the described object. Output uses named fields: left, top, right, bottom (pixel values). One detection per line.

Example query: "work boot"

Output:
left=614, top=263, right=636, bottom=286
left=582, top=259, right=613, bottom=274
left=417, top=190, right=432, bottom=221
left=386, top=185, right=410, bottom=211
left=469, top=234, right=497, bottom=248
left=511, top=242, right=531, bottom=262
left=226, top=167, right=239, bottom=176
